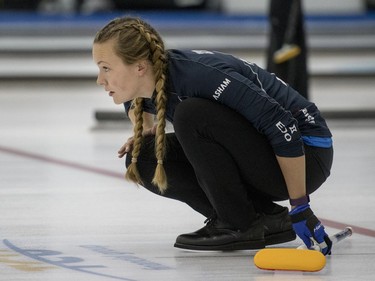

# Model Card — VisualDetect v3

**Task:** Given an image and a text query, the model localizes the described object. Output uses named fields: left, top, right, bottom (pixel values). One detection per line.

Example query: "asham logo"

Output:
left=213, top=78, right=231, bottom=100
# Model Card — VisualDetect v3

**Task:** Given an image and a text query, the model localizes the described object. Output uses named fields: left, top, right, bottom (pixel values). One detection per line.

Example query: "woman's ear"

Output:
left=136, top=60, right=149, bottom=76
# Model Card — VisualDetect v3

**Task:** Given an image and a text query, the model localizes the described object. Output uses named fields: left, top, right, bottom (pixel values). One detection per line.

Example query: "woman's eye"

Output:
left=102, top=67, right=110, bottom=72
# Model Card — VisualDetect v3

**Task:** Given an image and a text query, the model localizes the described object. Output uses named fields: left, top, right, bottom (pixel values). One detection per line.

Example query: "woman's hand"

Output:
left=118, top=136, right=133, bottom=158
left=289, top=204, right=332, bottom=255
left=117, top=124, right=157, bottom=158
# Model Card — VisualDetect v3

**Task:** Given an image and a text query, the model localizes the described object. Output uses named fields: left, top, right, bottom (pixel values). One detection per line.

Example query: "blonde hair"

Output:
left=94, top=17, right=168, bottom=193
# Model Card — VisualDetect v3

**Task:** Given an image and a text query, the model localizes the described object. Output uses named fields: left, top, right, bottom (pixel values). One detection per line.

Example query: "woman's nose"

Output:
left=96, top=75, right=105, bottom=86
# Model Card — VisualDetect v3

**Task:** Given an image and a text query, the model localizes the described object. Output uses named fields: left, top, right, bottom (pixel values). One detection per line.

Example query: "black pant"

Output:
left=126, top=99, right=333, bottom=230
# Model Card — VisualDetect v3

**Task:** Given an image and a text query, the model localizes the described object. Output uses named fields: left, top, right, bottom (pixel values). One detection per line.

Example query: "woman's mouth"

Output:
left=109, top=91, right=114, bottom=96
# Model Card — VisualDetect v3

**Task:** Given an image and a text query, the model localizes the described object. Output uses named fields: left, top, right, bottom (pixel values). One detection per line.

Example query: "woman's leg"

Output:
left=173, top=98, right=333, bottom=227
left=173, top=98, right=287, bottom=230
left=126, top=131, right=264, bottom=250
left=305, top=145, right=334, bottom=195
left=126, top=98, right=333, bottom=250
left=126, top=133, right=214, bottom=218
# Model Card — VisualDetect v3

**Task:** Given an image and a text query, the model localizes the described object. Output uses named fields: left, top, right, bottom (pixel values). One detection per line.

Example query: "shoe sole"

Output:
left=174, top=239, right=265, bottom=251
left=265, top=229, right=296, bottom=246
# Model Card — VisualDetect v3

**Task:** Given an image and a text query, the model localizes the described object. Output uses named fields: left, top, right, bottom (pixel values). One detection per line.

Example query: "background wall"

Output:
left=0, top=0, right=369, bottom=14
left=223, top=0, right=365, bottom=14
left=0, top=0, right=374, bottom=115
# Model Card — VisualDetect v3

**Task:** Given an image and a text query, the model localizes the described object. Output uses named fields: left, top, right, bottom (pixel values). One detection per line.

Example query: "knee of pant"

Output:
left=125, top=135, right=156, bottom=168
left=125, top=153, right=132, bottom=168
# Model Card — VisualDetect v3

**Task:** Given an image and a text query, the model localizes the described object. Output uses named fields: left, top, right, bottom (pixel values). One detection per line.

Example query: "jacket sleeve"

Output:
left=191, top=67, right=303, bottom=157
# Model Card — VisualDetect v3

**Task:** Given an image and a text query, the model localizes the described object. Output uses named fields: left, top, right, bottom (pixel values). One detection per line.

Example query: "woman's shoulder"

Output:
left=167, top=49, right=244, bottom=73
left=168, top=49, right=233, bottom=63
left=168, top=49, right=214, bottom=57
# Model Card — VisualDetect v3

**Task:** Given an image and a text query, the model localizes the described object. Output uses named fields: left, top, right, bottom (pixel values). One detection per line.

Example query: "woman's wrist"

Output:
left=289, top=195, right=310, bottom=207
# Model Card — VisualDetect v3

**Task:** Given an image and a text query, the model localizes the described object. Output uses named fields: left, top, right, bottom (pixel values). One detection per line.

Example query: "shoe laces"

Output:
left=204, top=214, right=217, bottom=227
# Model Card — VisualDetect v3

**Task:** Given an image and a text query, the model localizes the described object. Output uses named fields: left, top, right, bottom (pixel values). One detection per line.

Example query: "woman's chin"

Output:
left=113, top=97, right=125, bottom=105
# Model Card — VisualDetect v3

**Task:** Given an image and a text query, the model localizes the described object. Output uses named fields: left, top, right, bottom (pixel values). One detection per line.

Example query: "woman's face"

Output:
left=92, top=40, right=148, bottom=104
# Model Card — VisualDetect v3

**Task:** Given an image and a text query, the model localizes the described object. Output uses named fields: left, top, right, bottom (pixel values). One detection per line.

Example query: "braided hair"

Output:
left=94, top=17, right=168, bottom=193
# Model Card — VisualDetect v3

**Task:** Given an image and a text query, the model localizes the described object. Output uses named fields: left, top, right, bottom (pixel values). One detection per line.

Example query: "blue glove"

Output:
left=289, top=204, right=332, bottom=255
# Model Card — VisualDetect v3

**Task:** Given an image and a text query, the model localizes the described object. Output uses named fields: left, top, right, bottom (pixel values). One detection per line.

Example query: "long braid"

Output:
left=152, top=69, right=168, bottom=192
left=125, top=98, right=144, bottom=185
left=94, top=17, right=168, bottom=193
left=135, top=21, right=168, bottom=192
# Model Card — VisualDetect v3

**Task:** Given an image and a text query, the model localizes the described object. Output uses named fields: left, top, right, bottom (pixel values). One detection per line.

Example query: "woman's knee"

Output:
left=125, top=135, right=156, bottom=169
left=125, top=152, right=132, bottom=168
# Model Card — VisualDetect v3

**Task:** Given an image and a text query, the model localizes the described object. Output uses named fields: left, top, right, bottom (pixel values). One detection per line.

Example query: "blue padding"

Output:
left=302, top=136, right=332, bottom=148
left=0, top=10, right=374, bottom=29
left=0, top=11, right=267, bottom=27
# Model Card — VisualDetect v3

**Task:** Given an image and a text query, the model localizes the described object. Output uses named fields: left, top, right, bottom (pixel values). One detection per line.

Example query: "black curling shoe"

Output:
left=263, top=207, right=296, bottom=246
left=174, top=217, right=265, bottom=251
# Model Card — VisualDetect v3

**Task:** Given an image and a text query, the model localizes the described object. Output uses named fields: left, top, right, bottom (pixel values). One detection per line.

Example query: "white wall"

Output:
left=222, top=0, right=365, bottom=14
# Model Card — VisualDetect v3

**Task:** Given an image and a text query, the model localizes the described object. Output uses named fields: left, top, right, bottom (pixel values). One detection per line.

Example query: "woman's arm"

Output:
left=280, top=154, right=333, bottom=255
left=128, top=107, right=155, bottom=130
left=276, top=155, right=306, bottom=208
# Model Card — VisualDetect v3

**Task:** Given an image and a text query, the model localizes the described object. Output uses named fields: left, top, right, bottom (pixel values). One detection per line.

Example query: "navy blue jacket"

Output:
left=125, top=49, right=332, bottom=157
